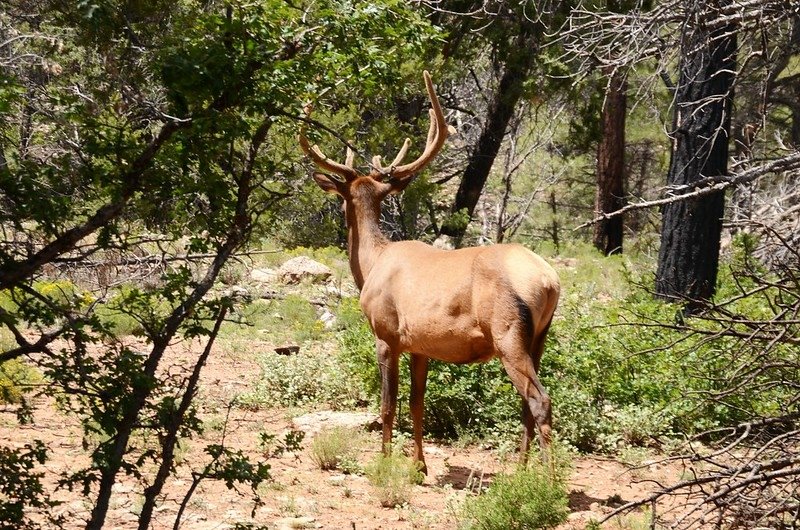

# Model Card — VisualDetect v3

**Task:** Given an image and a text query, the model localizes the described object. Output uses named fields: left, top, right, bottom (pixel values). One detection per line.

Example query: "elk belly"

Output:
left=397, top=313, right=493, bottom=363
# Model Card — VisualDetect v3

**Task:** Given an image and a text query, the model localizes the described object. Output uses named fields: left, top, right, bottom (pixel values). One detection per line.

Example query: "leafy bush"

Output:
left=364, top=450, right=424, bottom=507
left=0, top=441, right=61, bottom=529
left=241, top=346, right=366, bottom=410
left=458, top=453, right=570, bottom=530
left=225, top=295, right=328, bottom=345
left=0, top=359, right=42, bottom=405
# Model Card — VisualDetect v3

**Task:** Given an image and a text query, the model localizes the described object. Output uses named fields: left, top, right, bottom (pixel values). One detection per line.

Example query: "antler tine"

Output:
left=390, top=138, right=412, bottom=168
left=370, top=138, right=412, bottom=181
left=298, top=133, right=359, bottom=181
left=389, top=71, right=449, bottom=180
left=298, top=109, right=359, bottom=181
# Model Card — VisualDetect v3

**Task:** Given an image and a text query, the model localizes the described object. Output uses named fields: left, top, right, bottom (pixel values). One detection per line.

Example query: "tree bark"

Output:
left=441, top=32, right=535, bottom=240
left=593, top=69, right=627, bottom=255
left=655, top=2, right=737, bottom=309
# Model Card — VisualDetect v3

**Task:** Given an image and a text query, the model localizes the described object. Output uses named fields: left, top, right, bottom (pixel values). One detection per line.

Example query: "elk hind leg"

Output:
left=497, top=335, right=553, bottom=463
left=409, top=354, right=429, bottom=474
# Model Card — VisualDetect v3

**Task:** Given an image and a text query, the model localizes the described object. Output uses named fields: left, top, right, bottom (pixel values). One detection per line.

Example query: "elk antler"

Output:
left=298, top=108, right=359, bottom=182
left=300, top=72, right=450, bottom=182
left=370, top=71, right=450, bottom=182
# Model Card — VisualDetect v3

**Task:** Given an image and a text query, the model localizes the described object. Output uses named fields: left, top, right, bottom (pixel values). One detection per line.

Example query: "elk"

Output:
left=299, top=72, right=560, bottom=473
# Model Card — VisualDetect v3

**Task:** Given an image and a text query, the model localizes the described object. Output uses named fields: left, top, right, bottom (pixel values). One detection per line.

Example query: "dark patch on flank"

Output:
left=514, top=293, right=534, bottom=340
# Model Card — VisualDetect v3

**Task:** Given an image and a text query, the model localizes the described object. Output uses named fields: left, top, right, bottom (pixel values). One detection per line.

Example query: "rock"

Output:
left=275, top=516, right=316, bottom=529
left=292, top=411, right=381, bottom=436
left=222, top=285, right=251, bottom=301
left=275, top=345, right=300, bottom=356
left=319, top=308, right=337, bottom=329
left=251, top=267, right=278, bottom=283
left=277, top=257, right=332, bottom=285
left=328, top=474, right=347, bottom=486
left=433, top=234, right=454, bottom=250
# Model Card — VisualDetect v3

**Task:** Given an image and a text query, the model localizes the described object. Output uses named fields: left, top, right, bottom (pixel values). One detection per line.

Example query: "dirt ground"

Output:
left=0, top=338, right=684, bottom=530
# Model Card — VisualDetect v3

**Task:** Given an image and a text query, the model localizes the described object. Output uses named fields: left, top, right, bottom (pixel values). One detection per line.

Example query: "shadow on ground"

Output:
left=436, top=465, right=495, bottom=491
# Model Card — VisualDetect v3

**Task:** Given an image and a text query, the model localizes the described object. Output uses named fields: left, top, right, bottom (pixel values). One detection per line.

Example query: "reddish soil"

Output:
left=0, top=338, right=684, bottom=530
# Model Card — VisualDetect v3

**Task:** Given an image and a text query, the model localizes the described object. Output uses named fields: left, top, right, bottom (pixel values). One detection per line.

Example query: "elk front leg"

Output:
left=376, top=338, right=399, bottom=456
left=409, top=354, right=429, bottom=474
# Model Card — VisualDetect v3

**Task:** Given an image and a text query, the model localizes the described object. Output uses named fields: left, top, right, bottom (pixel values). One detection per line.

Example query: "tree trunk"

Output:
left=441, top=33, right=535, bottom=240
left=593, top=69, right=627, bottom=255
left=655, top=2, right=737, bottom=309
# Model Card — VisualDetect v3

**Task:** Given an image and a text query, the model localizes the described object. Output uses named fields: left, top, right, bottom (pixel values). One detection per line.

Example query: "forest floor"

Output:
left=1, top=334, right=687, bottom=530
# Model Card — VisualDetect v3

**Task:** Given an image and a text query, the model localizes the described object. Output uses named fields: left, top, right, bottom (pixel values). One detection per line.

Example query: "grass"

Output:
left=238, top=342, right=365, bottom=411
left=310, top=427, right=361, bottom=472
left=364, top=451, right=425, bottom=508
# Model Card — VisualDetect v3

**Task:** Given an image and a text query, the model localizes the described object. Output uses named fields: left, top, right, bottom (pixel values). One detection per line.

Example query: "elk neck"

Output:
left=345, top=195, right=389, bottom=290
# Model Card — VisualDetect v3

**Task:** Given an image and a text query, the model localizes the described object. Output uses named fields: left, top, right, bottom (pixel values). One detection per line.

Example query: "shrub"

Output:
left=0, top=359, right=42, bottom=405
left=458, top=452, right=570, bottom=530
left=310, top=427, right=360, bottom=471
left=364, top=451, right=424, bottom=507
left=241, top=346, right=366, bottom=410
left=233, top=296, right=326, bottom=345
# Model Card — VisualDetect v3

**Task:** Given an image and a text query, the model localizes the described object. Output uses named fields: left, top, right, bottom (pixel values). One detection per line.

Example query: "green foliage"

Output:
left=0, top=0, right=443, bottom=526
left=310, top=427, right=361, bottom=472
left=203, top=444, right=272, bottom=491
left=364, top=450, right=424, bottom=507
left=337, top=243, right=793, bottom=454
left=441, top=208, right=472, bottom=235
left=0, top=441, right=62, bottom=529
left=242, top=346, right=365, bottom=410
left=267, top=184, right=345, bottom=248
left=258, top=430, right=305, bottom=461
left=0, top=359, right=41, bottom=405
left=458, top=453, right=570, bottom=530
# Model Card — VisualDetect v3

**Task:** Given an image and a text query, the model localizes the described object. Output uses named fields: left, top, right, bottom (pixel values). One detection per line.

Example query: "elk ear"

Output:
left=312, top=172, right=344, bottom=196
left=387, top=175, right=416, bottom=195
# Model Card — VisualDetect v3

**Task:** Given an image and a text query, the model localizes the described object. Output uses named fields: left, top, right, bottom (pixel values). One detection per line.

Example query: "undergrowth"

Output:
left=237, top=239, right=787, bottom=458
left=458, top=446, right=570, bottom=530
left=364, top=445, right=424, bottom=507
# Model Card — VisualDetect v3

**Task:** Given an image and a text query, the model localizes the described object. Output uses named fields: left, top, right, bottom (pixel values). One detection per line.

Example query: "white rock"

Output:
left=278, top=257, right=333, bottom=285
left=319, top=309, right=337, bottom=329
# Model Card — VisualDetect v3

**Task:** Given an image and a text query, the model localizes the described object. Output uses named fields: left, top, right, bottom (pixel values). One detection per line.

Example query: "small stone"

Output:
left=275, top=516, right=316, bottom=529
left=319, top=309, right=337, bottom=329
left=328, top=474, right=347, bottom=486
